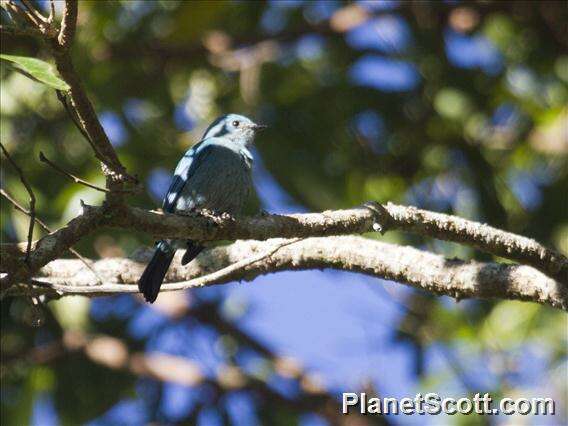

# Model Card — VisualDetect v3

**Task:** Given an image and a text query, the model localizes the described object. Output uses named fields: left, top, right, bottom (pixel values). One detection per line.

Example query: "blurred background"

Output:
left=1, top=0, right=567, bottom=424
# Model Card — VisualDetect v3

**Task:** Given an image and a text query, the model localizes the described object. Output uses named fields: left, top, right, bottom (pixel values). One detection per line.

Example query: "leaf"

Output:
left=0, top=54, right=70, bottom=91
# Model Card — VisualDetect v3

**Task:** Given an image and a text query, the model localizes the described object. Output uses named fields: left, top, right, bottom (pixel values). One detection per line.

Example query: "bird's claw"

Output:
left=363, top=201, right=390, bottom=235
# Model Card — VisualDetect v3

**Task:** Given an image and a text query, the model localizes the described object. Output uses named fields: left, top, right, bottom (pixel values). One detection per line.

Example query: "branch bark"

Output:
left=1, top=203, right=105, bottom=286
left=104, top=204, right=568, bottom=283
left=50, top=44, right=130, bottom=184
left=47, top=1, right=135, bottom=187
left=57, top=0, right=77, bottom=50
left=382, top=203, right=568, bottom=282
left=0, top=188, right=96, bottom=275
left=6, top=237, right=566, bottom=310
left=2, top=203, right=566, bottom=304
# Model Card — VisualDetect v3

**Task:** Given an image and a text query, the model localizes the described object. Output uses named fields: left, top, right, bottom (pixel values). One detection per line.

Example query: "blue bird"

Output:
left=138, top=114, right=266, bottom=303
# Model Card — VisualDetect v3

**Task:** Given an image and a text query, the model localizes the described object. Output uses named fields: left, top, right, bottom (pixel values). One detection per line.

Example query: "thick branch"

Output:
left=382, top=203, right=568, bottom=282
left=107, top=204, right=567, bottom=283
left=10, top=237, right=566, bottom=310
left=45, top=1, right=133, bottom=186
left=3, top=0, right=133, bottom=185
left=2, top=203, right=566, bottom=289
left=0, top=204, right=105, bottom=285
left=51, top=49, right=128, bottom=182
left=0, top=188, right=101, bottom=281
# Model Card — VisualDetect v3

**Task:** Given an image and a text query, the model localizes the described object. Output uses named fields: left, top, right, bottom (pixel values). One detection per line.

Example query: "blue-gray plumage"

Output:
left=138, top=114, right=265, bottom=302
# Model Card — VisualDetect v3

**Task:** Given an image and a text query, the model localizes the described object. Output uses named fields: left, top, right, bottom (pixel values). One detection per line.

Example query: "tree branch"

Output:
left=2, top=202, right=566, bottom=294
left=39, top=151, right=110, bottom=193
left=381, top=203, right=568, bottom=282
left=0, top=203, right=105, bottom=286
left=48, top=0, right=56, bottom=24
left=2, top=0, right=135, bottom=187
left=1, top=142, right=36, bottom=263
left=46, top=1, right=135, bottom=188
left=3, top=0, right=41, bottom=29
left=6, top=237, right=566, bottom=310
left=50, top=42, right=130, bottom=185
left=55, top=90, right=95, bottom=148
left=1, top=0, right=56, bottom=38
left=2, top=0, right=565, bottom=313
left=107, top=204, right=567, bottom=283
left=20, top=0, right=47, bottom=24
left=0, top=188, right=101, bottom=283
left=57, top=0, right=77, bottom=50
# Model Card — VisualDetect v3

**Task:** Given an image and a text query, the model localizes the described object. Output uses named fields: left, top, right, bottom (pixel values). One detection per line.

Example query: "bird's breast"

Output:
left=175, top=144, right=253, bottom=215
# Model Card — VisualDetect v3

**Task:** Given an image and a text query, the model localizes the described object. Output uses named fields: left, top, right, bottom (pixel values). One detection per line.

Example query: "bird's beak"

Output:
left=252, top=123, right=268, bottom=131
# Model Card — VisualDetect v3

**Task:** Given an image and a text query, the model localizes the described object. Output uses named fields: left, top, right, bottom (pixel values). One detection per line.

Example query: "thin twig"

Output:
left=1, top=142, right=36, bottom=264
left=39, top=151, right=110, bottom=193
left=48, top=0, right=56, bottom=23
left=0, top=188, right=102, bottom=284
left=1, top=189, right=47, bottom=233
left=54, top=91, right=127, bottom=189
left=22, top=282, right=44, bottom=327
left=5, top=0, right=40, bottom=28
left=20, top=0, right=47, bottom=24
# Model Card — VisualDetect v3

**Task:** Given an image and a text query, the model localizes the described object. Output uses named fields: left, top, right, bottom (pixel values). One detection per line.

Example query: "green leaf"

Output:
left=0, top=54, right=70, bottom=90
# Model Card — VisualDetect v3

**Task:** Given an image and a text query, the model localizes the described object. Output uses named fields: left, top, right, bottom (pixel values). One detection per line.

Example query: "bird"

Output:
left=138, top=114, right=266, bottom=303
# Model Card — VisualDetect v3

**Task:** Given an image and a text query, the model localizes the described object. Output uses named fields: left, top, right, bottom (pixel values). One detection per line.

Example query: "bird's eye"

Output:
left=232, top=120, right=240, bottom=127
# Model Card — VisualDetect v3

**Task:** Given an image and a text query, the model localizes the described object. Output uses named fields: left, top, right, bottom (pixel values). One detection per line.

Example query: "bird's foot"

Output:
left=218, top=211, right=236, bottom=221
left=362, top=201, right=390, bottom=235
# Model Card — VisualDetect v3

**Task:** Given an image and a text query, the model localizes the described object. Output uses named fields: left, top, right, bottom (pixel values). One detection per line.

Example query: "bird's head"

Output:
left=202, top=114, right=266, bottom=146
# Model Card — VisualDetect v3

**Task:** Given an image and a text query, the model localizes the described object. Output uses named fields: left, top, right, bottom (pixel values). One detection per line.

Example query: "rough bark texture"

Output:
left=7, top=202, right=565, bottom=278
left=7, top=237, right=565, bottom=310
left=113, top=204, right=568, bottom=282
left=383, top=203, right=568, bottom=283
left=57, top=0, right=77, bottom=49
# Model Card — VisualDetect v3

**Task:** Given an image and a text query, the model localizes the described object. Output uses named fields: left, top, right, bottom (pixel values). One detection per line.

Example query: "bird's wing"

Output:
left=162, top=140, right=212, bottom=212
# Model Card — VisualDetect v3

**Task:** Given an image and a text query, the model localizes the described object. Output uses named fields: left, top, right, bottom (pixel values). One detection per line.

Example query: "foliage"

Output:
left=0, top=54, right=69, bottom=90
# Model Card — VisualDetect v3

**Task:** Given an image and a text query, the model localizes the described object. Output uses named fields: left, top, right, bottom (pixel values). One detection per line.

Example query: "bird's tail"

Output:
left=138, top=241, right=175, bottom=303
left=181, top=241, right=204, bottom=265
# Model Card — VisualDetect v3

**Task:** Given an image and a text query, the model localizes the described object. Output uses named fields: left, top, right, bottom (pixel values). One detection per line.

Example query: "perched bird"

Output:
left=138, top=114, right=266, bottom=303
